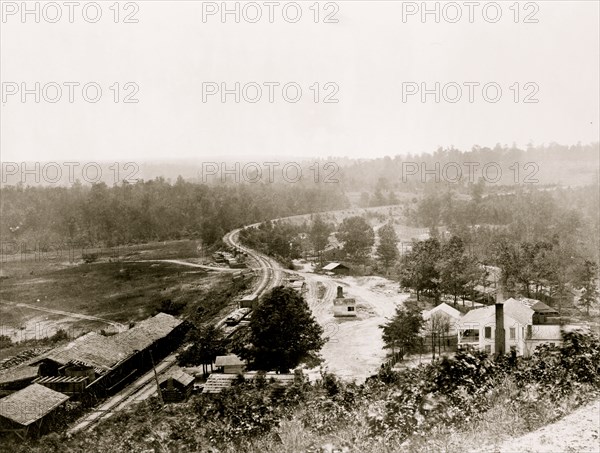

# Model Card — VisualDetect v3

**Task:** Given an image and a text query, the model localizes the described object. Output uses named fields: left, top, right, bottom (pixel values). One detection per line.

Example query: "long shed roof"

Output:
left=40, top=313, right=183, bottom=372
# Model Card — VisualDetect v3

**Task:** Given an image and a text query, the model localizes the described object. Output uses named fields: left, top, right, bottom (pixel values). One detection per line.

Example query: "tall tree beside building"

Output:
left=380, top=305, right=424, bottom=363
left=337, top=216, right=375, bottom=263
left=399, top=238, right=441, bottom=301
left=177, top=325, right=227, bottom=375
left=438, top=236, right=483, bottom=305
left=243, top=286, right=324, bottom=373
left=376, top=221, right=399, bottom=270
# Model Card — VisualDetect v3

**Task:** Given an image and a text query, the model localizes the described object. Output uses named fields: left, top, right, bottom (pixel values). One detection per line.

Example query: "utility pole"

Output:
left=150, top=351, right=163, bottom=405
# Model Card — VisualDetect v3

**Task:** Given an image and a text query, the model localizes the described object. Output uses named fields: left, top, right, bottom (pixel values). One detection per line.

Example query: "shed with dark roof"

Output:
left=158, top=367, right=195, bottom=403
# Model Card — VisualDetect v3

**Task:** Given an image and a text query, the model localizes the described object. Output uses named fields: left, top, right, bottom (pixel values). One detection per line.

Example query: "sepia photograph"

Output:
left=0, top=1, right=599, bottom=452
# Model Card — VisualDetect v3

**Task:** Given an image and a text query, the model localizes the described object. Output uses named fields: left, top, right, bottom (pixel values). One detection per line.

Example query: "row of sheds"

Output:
left=0, top=313, right=186, bottom=438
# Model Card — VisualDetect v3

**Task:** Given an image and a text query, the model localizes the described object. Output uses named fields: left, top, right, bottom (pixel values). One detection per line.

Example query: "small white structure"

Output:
left=333, top=286, right=356, bottom=317
left=422, top=303, right=462, bottom=335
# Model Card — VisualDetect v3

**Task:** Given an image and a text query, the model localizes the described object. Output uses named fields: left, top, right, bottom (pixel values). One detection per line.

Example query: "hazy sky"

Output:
left=1, top=1, right=599, bottom=162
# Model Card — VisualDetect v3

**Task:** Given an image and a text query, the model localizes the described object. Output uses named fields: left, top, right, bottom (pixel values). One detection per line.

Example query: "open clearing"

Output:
left=295, top=263, right=409, bottom=382
left=0, top=240, right=226, bottom=348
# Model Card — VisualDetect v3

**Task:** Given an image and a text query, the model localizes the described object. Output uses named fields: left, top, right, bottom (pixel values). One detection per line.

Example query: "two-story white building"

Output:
left=457, top=297, right=563, bottom=357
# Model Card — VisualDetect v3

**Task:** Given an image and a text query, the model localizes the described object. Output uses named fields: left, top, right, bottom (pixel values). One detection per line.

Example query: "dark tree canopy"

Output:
left=177, top=325, right=227, bottom=374
left=337, top=216, right=375, bottom=263
left=243, top=286, right=324, bottom=373
left=376, top=221, right=399, bottom=269
left=380, top=305, right=424, bottom=362
left=310, top=216, right=332, bottom=256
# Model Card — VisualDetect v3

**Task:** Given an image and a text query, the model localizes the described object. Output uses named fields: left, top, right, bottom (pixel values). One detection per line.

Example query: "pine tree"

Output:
left=337, top=216, right=375, bottom=263
left=243, top=286, right=324, bottom=373
left=376, top=221, right=399, bottom=271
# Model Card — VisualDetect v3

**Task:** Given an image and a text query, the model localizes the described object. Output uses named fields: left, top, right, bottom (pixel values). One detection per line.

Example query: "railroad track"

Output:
left=223, top=226, right=284, bottom=298
left=71, top=225, right=284, bottom=433
left=68, top=354, right=178, bottom=434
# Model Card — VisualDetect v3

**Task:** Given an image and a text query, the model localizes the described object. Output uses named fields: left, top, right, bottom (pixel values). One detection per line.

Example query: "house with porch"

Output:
left=457, top=297, right=564, bottom=357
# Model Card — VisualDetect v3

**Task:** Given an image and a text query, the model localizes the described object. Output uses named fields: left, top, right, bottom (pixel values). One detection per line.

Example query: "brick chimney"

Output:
left=337, top=286, right=344, bottom=299
left=495, top=287, right=505, bottom=355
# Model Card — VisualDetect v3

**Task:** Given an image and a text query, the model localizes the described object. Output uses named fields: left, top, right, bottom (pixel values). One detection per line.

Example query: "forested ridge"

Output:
left=0, top=178, right=348, bottom=248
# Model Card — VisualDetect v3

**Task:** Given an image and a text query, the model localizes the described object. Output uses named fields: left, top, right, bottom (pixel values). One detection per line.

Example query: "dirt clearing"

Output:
left=297, top=271, right=409, bottom=382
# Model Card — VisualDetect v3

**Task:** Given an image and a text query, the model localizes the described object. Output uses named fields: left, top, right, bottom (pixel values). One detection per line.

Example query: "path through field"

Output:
left=1, top=300, right=127, bottom=333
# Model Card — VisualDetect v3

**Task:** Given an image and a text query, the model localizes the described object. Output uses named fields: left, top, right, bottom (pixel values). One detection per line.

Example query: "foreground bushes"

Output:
left=5, top=331, right=600, bottom=453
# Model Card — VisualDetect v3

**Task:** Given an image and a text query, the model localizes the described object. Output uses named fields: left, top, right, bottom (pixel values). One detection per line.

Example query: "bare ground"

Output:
left=483, top=399, right=600, bottom=453
left=296, top=267, right=409, bottom=382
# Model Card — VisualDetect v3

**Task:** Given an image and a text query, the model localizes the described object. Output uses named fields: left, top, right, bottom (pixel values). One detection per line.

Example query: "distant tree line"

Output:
left=0, top=178, right=349, bottom=248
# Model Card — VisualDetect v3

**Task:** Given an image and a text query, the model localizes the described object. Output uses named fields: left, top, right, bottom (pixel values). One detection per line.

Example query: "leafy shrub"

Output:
left=0, top=334, right=13, bottom=349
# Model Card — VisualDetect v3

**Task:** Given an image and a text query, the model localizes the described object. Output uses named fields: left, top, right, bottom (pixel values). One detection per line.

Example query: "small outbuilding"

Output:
left=158, top=367, right=194, bottom=403
left=0, top=383, right=69, bottom=438
left=214, top=354, right=245, bottom=374
left=333, top=286, right=357, bottom=317
left=322, top=262, right=350, bottom=275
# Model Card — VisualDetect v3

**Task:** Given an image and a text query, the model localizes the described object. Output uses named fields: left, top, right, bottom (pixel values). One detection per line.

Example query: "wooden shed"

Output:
left=214, top=354, right=245, bottom=374
left=322, top=262, right=350, bottom=275
left=159, top=367, right=194, bottom=403
left=0, top=383, right=69, bottom=438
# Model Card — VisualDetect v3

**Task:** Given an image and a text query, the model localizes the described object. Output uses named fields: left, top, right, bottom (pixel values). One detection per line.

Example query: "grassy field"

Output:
left=0, top=240, right=238, bottom=352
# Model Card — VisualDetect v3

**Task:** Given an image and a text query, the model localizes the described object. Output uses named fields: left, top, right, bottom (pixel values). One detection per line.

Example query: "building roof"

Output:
left=423, top=303, right=462, bottom=320
left=33, top=375, right=88, bottom=385
left=459, top=299, right=534, bottom=328
left=202, top=373, right=239, bottom=393
left=40, top=313, right=183, bottom=372
left=459, top=305, right=495, bottom=326
left=516, top=297, right=559, bottom=314
left=214, top=354, right=245, bottom=367
left=504, top=298, right=536, bottom=325
left=0, top=383, right=68, bottom=426
left=0, top=364, right=39, bottom=386
left=159, top=367, right=194, bottom=387
left=202, top=372, right=296, bottom=394
left=322, top=262, right=348, bottom=271
left=43, top=332, right=128, bottom=372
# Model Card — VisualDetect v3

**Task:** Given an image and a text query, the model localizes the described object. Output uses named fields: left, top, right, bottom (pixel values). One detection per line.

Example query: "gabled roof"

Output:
left=423, top=303, right=462, bottom=320
left=215, top=354, right=244, bottom=367
left=516, top=297, right=559, bottom=314
left=504, top=298, right=536, bottom=325
left=459, top=305, right=495, bottom=326
left=43, top=332, right=128, bottom=371
left=39, top=313, right=183, bottom=372
left=0, top=384, right=68, bottom=426
left=458, top=299, right=534, bottom=328
left=159, top=367, right=194, bottom=387
left=323, top=262, right=348, bottom=271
